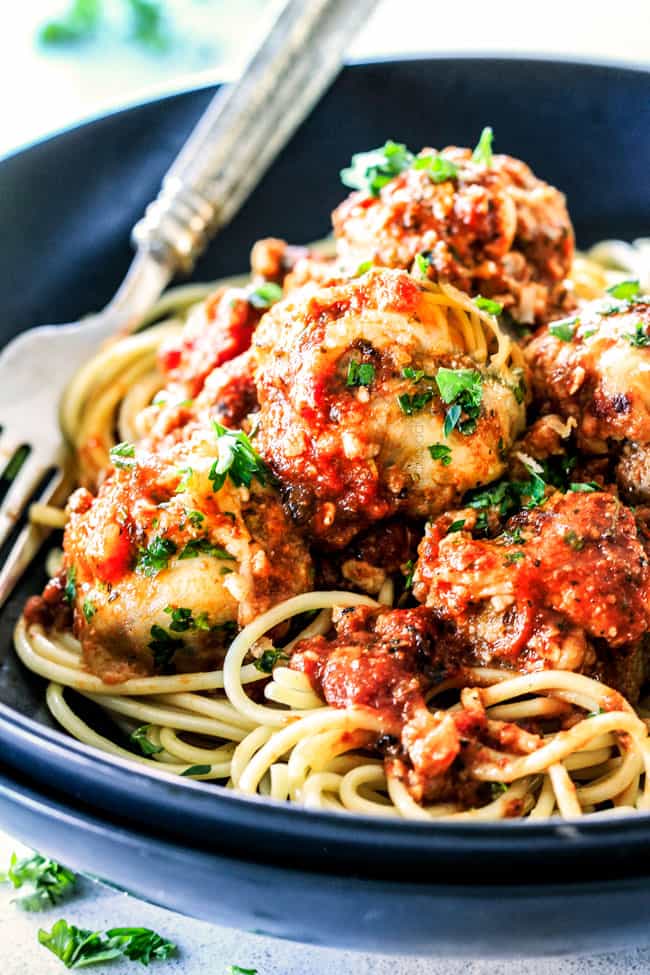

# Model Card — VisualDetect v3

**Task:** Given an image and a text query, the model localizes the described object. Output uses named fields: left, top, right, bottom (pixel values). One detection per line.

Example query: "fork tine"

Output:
left=0, top=469, right=66, bottom=612
left=0, top=453, right=50, bottom=552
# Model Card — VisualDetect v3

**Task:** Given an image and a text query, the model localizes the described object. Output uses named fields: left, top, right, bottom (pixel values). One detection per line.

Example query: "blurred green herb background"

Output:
left=41, top=0, right=177, bottom=51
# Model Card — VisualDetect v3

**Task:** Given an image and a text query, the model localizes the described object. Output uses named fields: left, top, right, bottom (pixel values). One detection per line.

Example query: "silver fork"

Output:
left=0, top=0, right=379, bottom=609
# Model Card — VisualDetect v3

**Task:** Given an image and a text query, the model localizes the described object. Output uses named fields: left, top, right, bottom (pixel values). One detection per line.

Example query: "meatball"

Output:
left=333, top=144, right=575, bottom=324
left=526, top=295, right=650, bottom=453
left=413, top=490, right=650, bottom=701
left=62, top=428, right=312, bottom=682
left=253, top=268, right=526, bottom=547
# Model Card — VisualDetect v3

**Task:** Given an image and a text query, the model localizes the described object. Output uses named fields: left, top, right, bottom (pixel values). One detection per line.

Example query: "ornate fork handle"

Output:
left=132, top=0, right=378, bottom=274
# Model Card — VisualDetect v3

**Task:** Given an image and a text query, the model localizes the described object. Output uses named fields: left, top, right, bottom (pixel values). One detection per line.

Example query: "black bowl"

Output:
left=1, top=57, right=649, bottom=957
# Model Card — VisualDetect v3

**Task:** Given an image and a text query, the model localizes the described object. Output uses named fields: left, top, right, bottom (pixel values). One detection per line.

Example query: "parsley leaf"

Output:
left=413, top=153, right=459, bottom=183
left=503, top=551, right=525, bottom=565
left=148, top=625, right=184, bottom=671
left=163, top=605, right=212, bottom=633
left=181, top=765, right=212, bottom=777
left=127, top=0, right=169, bottom=51
left=137, top=536, right=177, bottom=576
left=187, top=509, right=205, bottom=528
left=569, top=481, right=600, bottom=493
left=248, top=282, right=283, bottom=309
left=340, top=141, right=413, bottom=196
left=403, top=559, right=415, bottom=589
left=82, top=600, right=96, bottom=622
left=625, top=322, right=650, bottom=347
left=435, top=368, right=483, bottom=437
left=228, top=968, right=258, bottom=974
left=109, top=441, right=136, bottom=470
left=178, top=538, right=234, bottom=561
left=346, top=360, right=375, bottom=387
left=254, top=648, right=289, bottom=673
left=472, top=126, right=494, bottom=167
left=38, top=919, right=176, bottom=968
left=447, top=519, right=466, bottom=533
left=606, top=279, right=641, bottom=301
left=549, top=317, right=579, bottom=342
left=397, top=390, right=434, bottom=415
left=175, top=467, right=194, bottom=493
left=210, top=423, right=268, bottom=492
left=1, top=853, right=76, bottom=912
left=474, top=296, right=503, bottom=316
left=415, top=252, right=432, bottom=277
left=64, top=567, right=77, bottom=606
left=354, top=260, right=373, bottom=276
left=130, top=725, right=163, bottom=756
left=429, top=443, right=452, bottom=466
left=39, top=0, right=101, bottom=45
left=402, top=367, right=428, bottom=383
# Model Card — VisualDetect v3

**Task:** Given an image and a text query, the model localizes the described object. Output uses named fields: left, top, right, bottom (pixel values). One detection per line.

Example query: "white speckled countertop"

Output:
left=0, top=827, right=647, bottom=974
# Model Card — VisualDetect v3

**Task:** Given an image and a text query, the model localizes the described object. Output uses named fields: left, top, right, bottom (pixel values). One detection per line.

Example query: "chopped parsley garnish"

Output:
left=340, top=140, right=413, bottom=196
left=181, top=765, right=212, bottom=777
left=472, top=126, right=494, bottom=167
left=254, top=648, right=290, bottom=673
left=210, top=423, right=268, bottom=492
left=397, top=390, right=434, bottom=415
left=186, top=509, right=205, bottom=528
left=64, top=567, right=76, bottom=605
left=413, top=152, right=459, bottom=183
left=549, top=317, right=579, bottom=342
left=606, top=279, right=641, bottom=301
left=625, top=322, right=650, bottom=347
left=178, top=538, right=234, bottom=561
left=429, top=443, right=452, bottom=466
left=1, top=852, right=76, bottom=912
left=402, top=367, right=431, bottom=383
left=466, top=468, right=546, bottom=525
left=148, top=625, right=184, bottom=671
left=163, top=605, right=210, bottom=633
left=490, top=782, right=509, bottom=799
left=346, top=360, right=375, bottom=387
left=228, top=967, right=258, bottom=975
left=130, top=725, right=163, bottom=756
left=175, top=467, right=194, bottom=493
left=137, top=536, right=177, bottom=576
left=435, top=368, right=483, bottom=437
left=82, top=600, right=96, bottom=622
left=39, top=0, right=101, bottom=45
left=503, top=551, right=525, bottom=565
left=109, top=441, right=136, bottom=470
left=354, top=260, right=373, bottom=276
left=502, top=526, right=525, bottom=545
left=248, top=282, right=283, bottom=309
left=474, top=296, right=503, bottom=316
left=447, top=519, right=466, bottom=533
left=564, top=530, right=584, bottom=551
left=164, top=606, right=194, bottom=632
left=569, top=482, right=599, bottom=493
left=38, top=919, right=176, bottom=968
left=416, top=252, right=432, bottom=277
left=403, top=559, right=415, bottom=589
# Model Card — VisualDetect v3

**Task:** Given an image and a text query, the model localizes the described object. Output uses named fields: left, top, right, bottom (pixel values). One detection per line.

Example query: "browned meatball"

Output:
left=526, top=295, right=650, bottom=455
left=333, top=143, right=575, bottom=325
left=413, top=490, right=650, bottom=701
left=252, top=268, right=526, bottom=547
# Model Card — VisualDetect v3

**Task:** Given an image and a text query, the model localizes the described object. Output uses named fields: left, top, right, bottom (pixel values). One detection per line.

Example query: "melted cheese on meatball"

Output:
left=253, top=268, right=526, bottom=546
